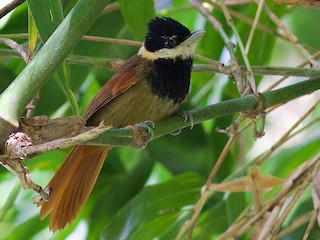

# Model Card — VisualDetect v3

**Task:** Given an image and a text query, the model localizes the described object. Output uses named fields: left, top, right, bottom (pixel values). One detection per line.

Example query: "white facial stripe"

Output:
left=138, top=43, right=196, bottom=61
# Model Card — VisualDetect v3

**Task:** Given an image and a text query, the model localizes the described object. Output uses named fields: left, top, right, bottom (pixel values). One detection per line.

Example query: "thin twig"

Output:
left=0, top=33, right=141, bottom=47
left=264, top=51, right=320, bottom=91
left=81, top=35, right=141, bottom=47
left=203, top=0, right=285, bottom=41
left=101, top=1, right=119, bottom=14
left=250, top=166, right=263, bottom=213
left=190, top=0, right=250, bottom=97
left=267, top=157, right=320, bottom=239
left=0, top=38, right=28, bottom=62
left=276, top=211, right=314, bottom=239
left=233, top=155, right=320, bottom=238
left=263, top=3, right=298, bottom=43
left=302, top=204, right=319, bottom=240
left=177, top=133, right=238, bottom=240
left=219, top=0, right=257, bottom=95
left=206, top=134, right=238, bottom=188
left=175, top=190, right=211, bottom=240
left=0, top=161, right=20, bottom=177
left=190, top=0, right=229, bottom=43
left=0, top=0, right=26, bottom=19
left=255, top=99, right=320, bottom=166
left=253, top=205, right=281, bottom=240
left=297, top=43, right=320, bottom=68
left=263, top=3, right=319, bottom=68
left=245, top=0, right=265, bottom=54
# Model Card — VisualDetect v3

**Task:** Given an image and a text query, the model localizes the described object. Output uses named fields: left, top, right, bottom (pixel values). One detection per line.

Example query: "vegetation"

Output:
left=0, top=0, right=319, bottom=239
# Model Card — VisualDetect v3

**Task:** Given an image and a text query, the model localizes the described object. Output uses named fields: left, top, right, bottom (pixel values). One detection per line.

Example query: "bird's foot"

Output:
left=129, top=121, right=155, bottom=148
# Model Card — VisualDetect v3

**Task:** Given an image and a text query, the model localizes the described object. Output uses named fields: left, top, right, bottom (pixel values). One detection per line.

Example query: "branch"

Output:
left=1, top=76, right=317, bottom=162
left=2, top=49, right=320, bottom=77
left=87, top=76, right=320, bottom=146
left=0, top=38, right=28, bottom=62
left=194, top=64, right=320, bottom=77
left=3, top=124, right=109, bottom=160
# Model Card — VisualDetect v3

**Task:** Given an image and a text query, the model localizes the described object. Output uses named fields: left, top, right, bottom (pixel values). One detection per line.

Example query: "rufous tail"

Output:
left=39, top=145, right=109, bottom=231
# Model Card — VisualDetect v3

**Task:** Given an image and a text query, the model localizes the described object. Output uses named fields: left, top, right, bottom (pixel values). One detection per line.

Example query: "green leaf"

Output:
left=289, top=8, right=320, bottom=49
left=1, top=1, right=320, bottom=238
left=5, top=215, right=48, bottom=240
left=118, top=0, right=155, bottom=40
left=104, top=173, right=204, bottom=239
left=129, top=211, right=189, bottom=240
left=263, top=137, right=320, bottom=179
left=87, top=157, right=154, bottom=239
left=147, top=123, right=213, bottom=178
left=27, top=0, right=64, bottom=42
left=27, top=0, right=79, bottom=114
left=54, top=67, right=79, bottom=115
left=194, top=200, right=228, bottom=238
left=226, top=192, right=246, bottom=225
left=27, top=8, right=37, bottom=59
left=0, top=182, right=21, bottom=222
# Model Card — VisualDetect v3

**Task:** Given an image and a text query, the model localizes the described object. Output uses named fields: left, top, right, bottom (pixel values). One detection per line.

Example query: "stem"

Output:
left=245, top=0, right=265, bottom=54
left=88, top=76, right=320, bottom=146
left=3, top=48, right=320, bottom=76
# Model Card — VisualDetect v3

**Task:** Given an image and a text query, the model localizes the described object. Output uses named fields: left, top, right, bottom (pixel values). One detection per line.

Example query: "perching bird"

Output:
left=39, top=16, right=205, bottom=231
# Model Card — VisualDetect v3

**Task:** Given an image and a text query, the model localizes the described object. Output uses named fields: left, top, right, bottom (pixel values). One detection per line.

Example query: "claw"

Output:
left=170, top=129, right=182, bottom=136
left=136, top=120, right=155, bottom=139
left=129, top=121, right=155, bottom=148
left=168, top=111, right=194, bottom=136
left=177, top=110, right=194, bottom=129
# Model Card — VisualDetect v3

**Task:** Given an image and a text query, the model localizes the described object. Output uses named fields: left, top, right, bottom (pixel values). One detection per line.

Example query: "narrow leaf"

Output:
left=27, top=0, right=79, bottom=114
left=27, top=0, right=64, bottom=42
left=27, top=7, right=37, bottom=59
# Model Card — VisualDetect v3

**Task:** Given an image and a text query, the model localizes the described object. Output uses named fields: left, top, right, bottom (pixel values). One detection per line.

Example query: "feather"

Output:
left=83, top=55, right=142, bottom=121
left=39, top=145, right=109, bottom=231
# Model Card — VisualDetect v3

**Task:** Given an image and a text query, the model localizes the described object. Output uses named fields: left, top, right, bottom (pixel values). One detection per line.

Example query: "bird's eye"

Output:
left=164, top=38, right=176, bottom=48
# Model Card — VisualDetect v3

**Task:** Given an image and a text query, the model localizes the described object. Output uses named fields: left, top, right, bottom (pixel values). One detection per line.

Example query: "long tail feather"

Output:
left=39, top=145, right=109, bottom=231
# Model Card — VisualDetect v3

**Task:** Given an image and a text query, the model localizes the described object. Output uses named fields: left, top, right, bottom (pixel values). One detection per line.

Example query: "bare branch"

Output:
left=0, top=0, right=26, bottom=19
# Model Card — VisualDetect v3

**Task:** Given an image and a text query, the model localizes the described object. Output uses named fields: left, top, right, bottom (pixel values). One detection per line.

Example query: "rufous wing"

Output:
left=83, top=55, right=142, bottom=121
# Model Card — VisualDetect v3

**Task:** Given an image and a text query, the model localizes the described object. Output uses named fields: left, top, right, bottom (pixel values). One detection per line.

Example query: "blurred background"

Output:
left=0, top=0, right=319, bottom=239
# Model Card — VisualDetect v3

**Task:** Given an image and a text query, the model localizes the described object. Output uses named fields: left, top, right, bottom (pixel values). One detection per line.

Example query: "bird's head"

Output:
left=139, top=17, right=205, bottom=60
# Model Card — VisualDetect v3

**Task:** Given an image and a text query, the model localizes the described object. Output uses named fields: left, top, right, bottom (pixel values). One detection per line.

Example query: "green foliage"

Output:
left=27, top=0, right=64, bottom=42
left=0, top=0, right=319, bottom=239
left=104, top=173, right=203, bottom=239
left=118, top=0, right=155, bottom=40
left=28, top=0, right=79, bottom=114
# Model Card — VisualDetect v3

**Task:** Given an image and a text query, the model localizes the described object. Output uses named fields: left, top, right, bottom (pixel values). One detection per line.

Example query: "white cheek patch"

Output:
left=138, top=43, right=196, bottom=61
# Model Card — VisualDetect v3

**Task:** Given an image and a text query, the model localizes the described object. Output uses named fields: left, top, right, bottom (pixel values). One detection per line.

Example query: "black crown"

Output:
left=144, top=17, right=191, bottom=52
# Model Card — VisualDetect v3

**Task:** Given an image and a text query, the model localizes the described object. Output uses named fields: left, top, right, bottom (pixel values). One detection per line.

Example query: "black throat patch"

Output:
left=147, top=57, right=193, bottom=104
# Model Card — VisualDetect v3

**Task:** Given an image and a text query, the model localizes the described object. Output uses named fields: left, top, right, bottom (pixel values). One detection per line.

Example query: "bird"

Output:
left=38, top=16, right=205, bottom=231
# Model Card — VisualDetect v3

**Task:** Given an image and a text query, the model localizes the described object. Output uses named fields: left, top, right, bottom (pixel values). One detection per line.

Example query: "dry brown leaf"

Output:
left=209, top=174, right=282, bottom=192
